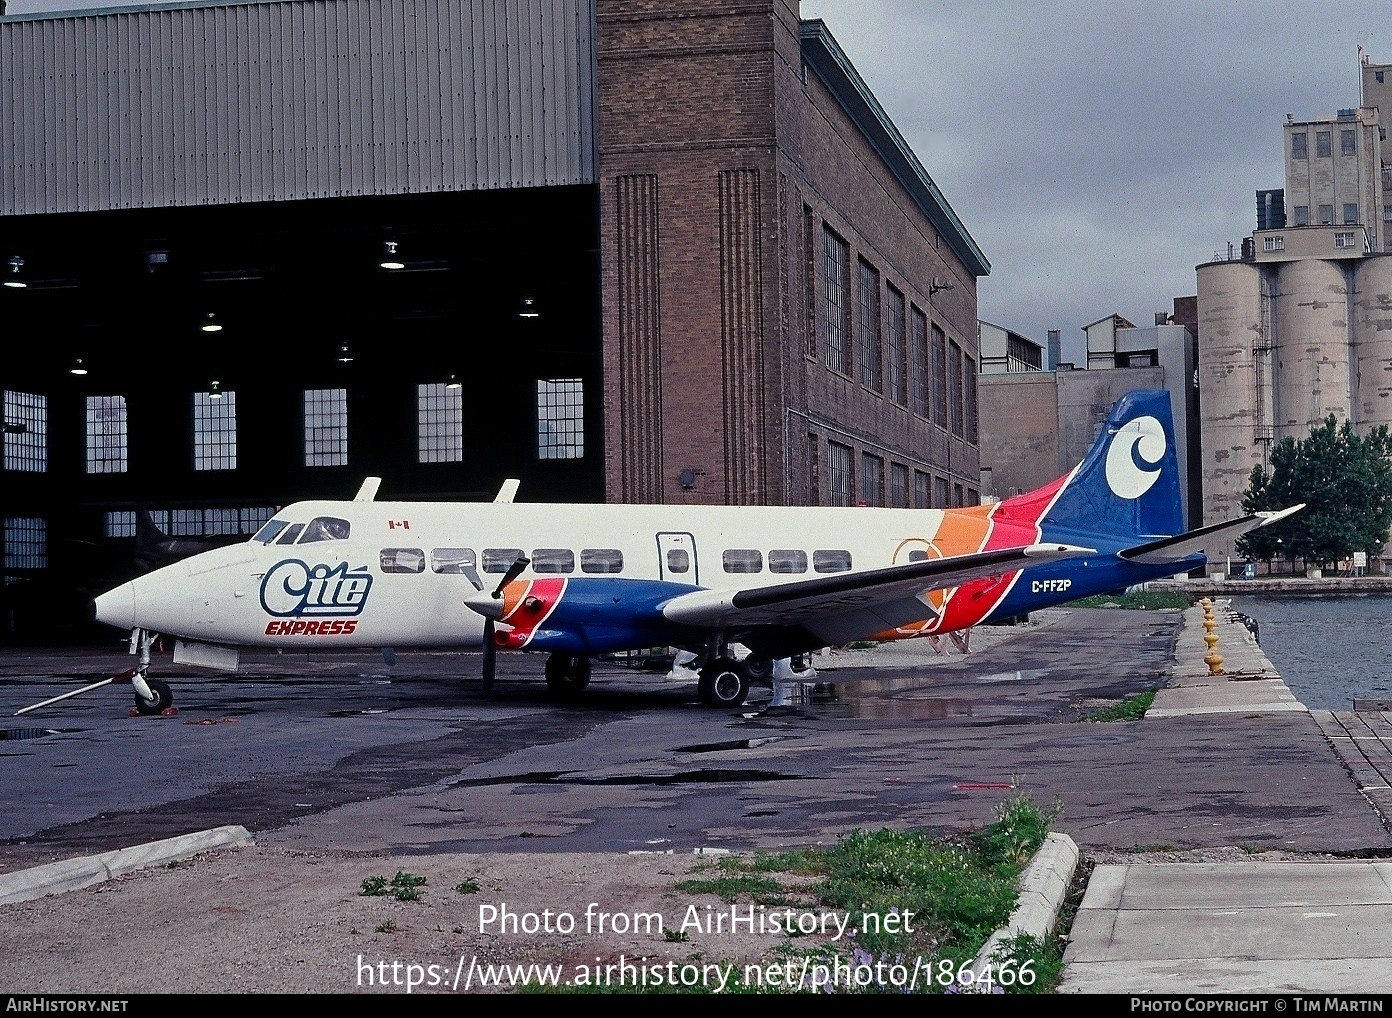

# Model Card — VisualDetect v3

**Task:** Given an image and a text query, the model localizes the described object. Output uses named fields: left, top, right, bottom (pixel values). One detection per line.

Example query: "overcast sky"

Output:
left=7, top=0, right=1388, bottom=351
left=801, top=0, right=1388, bottom=351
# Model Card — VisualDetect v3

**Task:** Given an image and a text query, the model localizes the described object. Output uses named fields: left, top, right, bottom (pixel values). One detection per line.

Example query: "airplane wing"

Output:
left=1118, top=504, right=1304, bottom=565
left=660, top=543, right=1093, bottom=646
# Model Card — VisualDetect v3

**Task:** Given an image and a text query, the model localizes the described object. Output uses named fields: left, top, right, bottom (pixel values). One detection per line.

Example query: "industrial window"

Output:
left=1291, top=133, right=1307, bottom=159
left=304, top=388, right=348, bottom=467
left=722, top=549, right=763, bottom=574
left=1385, top=207, right=1392, bottom=224
left=105, top=511, right=137, bottom=538
left=891, top=463, right=909, bottom=508
left=537, top=378, right=584, bottom=459
left=85, top=395, right=128, bottom=474
left=813, top=549, right=852, bottom=573
left=933, top=475, right=949, bottom=508
left=910, top=306, right=929, bottom=418
left=417, top=383, right=463, bottom=463
left=1335, top=231, right=1358, bottom=249
left=1316, top=131, right=1331, bottom=158
left=931, top=324, right=948, bottom=429
left=531, top=548, right=576, bottom=574
left=580, top=548, right=624, bottom=573
left=807, top=431, right=820, bottom=506
left=828, top=441, right=853, bottom=507
left=1294, top=206, right=1309, bottom=226
left=823, top=227, right=851, bottom=375
left=949, top=340, right=965, bottom=438
left=967, top=487, right=979, bottom=505
left=1263, top=235, right=1285, bottom=252
left=3, top=391, right=46, bottom=473
left=240, top=507, right=275, bottom=533
left=953, top=483, right=964, bottom=508
left=1342, top=129, right=1356, bottom=156
left=886, top=285, right=907, bottom=406
left=860, top=453, right=883, bottom=507
left=482, top=548, right=525, bottom=572
left=3, top=517, right=46, bottom=578
left=193, top=391, right=237, bottom=471
left=768, top=549, right=808, bottom=574
left=380, top=548, right=426, bottom=574
left=431, top=548, right=477, bottom=575
left=965, top=356, right=978, bottom=445
left=1344, top=203, right=1359, bottom=225
left=857, top=259, right=882, bottom=392
left=1319, top=204, right=1334, bottom=225
left=914, top=470, right=930, bottom=509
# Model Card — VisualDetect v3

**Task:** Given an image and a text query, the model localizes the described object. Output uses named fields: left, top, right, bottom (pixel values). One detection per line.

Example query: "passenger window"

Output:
left=255, top=520, right=289, bottom=544
left=483, top=548, right=526, bottom=573
left=813, top=550, right=852, bottom=573
left=722, top=549, right=763, bottom=574
left=276, top=523, right=305, bottom=545
left=908, top=550, right=929, bottom=563
left=531, top=548, right=575, bottom=574
left=299, top=516, right=351, bottom=543
left=580, top=548, right=624, bottom=573
left=768, top=549, right=808, bottom=574
left=667, top=549, right=690, bottom=574
left=431, top=548, right=477, bottom=574
left=380, top=547, right=425, bottom=574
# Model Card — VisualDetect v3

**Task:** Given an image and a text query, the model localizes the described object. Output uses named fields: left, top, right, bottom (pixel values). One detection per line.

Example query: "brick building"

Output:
left=0, top=0, right=986, bottom=639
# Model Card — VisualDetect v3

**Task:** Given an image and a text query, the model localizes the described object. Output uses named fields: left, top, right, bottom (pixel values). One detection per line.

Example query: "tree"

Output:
left=1237, top=415, right=1392, bottom=571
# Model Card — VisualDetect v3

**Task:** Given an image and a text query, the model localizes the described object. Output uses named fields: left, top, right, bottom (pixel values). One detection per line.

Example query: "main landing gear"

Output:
left=698, top=658, right=753, bottom=708
left=545, top=653, right=591, bottom=697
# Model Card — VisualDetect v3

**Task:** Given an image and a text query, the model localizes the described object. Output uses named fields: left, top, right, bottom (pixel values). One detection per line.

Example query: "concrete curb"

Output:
left=0, top=825, right=253, bottom=906
left=970, top=832, right=1079, bottom=981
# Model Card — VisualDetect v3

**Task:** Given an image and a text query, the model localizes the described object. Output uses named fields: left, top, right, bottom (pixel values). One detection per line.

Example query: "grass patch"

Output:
left=673, top=873, right=786, bottom=903
left=455, top=879, right=481, bottom=895
left=361, top=870, right=428, bottom=901
left=1069, top=590, right=1191, bottom=610
left=1085, top=689, right=1156, bottom=722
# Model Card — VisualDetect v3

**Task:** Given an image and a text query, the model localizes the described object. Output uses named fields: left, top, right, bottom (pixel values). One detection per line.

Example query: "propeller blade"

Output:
left=482, top=618, right=496, bottom=693
left=491, top=556, right=531, bottom=599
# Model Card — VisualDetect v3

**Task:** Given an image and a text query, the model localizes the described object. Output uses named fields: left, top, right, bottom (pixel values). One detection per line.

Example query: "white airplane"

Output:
left=41, top=390, right=1297, bottom=716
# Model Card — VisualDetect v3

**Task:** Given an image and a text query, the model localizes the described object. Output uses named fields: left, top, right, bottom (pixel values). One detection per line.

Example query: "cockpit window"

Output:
left=299, top=516, right=351, bottom=543
left=254, top=520, right=289, bottom=544
left=276, top=523, right=305, bottom=545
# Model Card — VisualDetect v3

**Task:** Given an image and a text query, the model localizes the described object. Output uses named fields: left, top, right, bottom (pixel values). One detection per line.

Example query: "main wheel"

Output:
left=545, top=654, right=591, bottom=697
left=134, top=678, right=173, bottom=716
left=740, top=656, right=774, bottom=683
left=698, top=660, right=750, bottom=708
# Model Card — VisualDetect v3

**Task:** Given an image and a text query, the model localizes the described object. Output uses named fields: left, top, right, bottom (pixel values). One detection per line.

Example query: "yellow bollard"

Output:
left=1200, top=599, right=1224, bottom=675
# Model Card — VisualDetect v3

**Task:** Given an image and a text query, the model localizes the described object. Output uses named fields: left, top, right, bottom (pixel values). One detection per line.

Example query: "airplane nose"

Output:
left=94, top=582, right=135, bottom=630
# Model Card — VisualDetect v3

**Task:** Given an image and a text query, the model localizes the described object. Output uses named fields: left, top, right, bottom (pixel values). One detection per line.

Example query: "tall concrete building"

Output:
left=1197, top=70, right=1392, bottom=565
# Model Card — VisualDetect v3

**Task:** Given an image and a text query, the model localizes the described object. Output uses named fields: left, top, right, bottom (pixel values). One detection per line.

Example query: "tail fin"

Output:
left=1038, top=390, right=1185, bottom=543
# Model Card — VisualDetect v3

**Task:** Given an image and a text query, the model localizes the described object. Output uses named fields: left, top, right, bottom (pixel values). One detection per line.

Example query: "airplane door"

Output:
left=657, top=532, right=698, bottom=585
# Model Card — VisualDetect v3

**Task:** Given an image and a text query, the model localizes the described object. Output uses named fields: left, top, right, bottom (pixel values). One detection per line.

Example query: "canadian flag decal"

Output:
left=388, top=520, right=411, bottom=530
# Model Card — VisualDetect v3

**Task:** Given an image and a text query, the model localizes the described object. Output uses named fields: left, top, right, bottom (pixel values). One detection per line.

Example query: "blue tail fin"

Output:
left=1040, top=390, right=1184, bottom=543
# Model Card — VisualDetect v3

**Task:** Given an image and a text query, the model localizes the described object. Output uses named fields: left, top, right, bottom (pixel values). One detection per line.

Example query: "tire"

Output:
left=698, top=660, right=749, bottom=708
left=740, top=656, right=773, bottom=683
left=134, top=678, right=173, bottom=716
left=545, top=654, right=591, bottom=696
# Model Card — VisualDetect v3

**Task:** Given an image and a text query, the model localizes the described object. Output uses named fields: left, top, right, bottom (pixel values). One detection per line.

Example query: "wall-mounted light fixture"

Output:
left=69, top=357, right=88, bottom=376
left=517, top=296, right=540, bottom=319
left=380, top=240, right=405, bottom=270
left=201, top=312, right=223, bottom=333
left=207, top=379, right=224, bottom=399
left=928, top=277, right=955, bottom=297
left=4, top=256, right=27, bottom=289
left=445, top=373, right=461, bottom=390
left=336, top=340, right=354, bottom=363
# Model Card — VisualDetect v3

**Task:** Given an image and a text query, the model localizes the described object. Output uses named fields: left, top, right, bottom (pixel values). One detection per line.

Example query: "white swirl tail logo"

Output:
left=1105, top=415, right=1166, bottom=499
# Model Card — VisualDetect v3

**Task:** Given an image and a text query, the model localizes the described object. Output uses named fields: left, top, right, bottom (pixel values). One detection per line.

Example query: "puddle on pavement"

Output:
left=447, top=769, right=801, bottom=788
left=676, top=737, right=787, bottom=753
left=0, top=727, right=85, bottom=741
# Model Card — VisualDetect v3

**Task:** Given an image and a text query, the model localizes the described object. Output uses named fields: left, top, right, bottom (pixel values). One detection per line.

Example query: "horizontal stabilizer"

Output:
left=661, top=542, right=1094, bottom=631
left=1118, top=504, right=1305, bottom=564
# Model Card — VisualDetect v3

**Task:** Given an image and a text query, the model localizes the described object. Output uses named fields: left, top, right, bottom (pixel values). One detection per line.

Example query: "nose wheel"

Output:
left=134, top=678, right=173, bottom=715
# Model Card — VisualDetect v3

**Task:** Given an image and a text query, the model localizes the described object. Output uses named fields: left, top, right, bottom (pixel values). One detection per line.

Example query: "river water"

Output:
left=1227, top=594, right=1392, bottom=710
